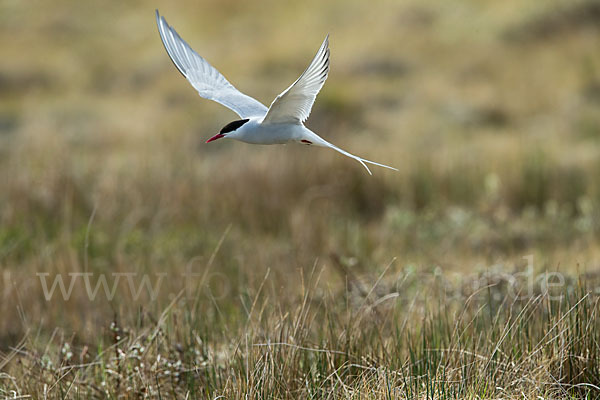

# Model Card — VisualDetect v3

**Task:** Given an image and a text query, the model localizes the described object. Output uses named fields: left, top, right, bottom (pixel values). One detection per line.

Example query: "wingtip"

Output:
left=156, top=9, right=169, bottom=27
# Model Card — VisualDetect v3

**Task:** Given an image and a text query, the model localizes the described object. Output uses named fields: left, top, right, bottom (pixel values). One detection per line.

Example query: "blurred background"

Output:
left=1, top=0, right=600, bottom=342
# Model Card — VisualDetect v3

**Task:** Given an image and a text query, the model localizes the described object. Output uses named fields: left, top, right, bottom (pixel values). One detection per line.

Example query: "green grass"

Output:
left=1, top=0, right=600, bottom=397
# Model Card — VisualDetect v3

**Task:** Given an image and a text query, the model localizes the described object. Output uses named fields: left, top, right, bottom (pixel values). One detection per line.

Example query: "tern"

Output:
left=156, top=10, right=396, bottom=174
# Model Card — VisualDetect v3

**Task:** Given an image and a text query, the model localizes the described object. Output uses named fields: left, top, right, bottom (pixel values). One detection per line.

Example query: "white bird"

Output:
left=156, top=10, right=396, bottom=174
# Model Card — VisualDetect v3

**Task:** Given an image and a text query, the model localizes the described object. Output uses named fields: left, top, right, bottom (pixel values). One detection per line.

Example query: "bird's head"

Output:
left=206, top=119, right=250, bottom=143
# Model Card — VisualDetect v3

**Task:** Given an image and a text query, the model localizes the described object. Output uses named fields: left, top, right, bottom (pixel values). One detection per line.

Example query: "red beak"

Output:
left=206, top=133, right=225, bottom=143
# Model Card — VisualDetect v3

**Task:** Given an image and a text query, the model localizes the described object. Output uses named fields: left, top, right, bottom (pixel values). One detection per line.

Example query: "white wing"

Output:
left=156, top=11, right=268, bottom=119
left=262, top=35, right=330, bottom=125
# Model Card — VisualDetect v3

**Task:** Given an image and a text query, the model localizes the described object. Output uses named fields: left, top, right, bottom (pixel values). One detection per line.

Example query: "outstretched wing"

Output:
left=261, top=35, right=330, bottom=125
left=156, top=10, right=268, bottom=119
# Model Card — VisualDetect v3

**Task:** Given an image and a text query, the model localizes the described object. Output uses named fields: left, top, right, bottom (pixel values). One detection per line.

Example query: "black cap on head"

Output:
left=220, top=119, right=250, bottom=134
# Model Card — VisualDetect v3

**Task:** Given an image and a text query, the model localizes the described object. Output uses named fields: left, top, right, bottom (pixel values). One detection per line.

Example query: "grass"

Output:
left=1, top=0, right=600, bottom=397
left=4, top=267, right=600, bottom=398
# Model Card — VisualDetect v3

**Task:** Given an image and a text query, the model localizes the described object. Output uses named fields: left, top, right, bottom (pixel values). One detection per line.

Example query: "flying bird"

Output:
left=156, top=10, right=396, bottom=174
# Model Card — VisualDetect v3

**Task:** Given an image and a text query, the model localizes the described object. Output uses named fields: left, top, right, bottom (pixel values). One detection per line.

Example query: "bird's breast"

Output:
left=235, top=123, right=304, bottom=145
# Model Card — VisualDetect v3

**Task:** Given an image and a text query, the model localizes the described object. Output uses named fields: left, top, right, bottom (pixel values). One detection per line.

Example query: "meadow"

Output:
left=1, top=0, right=600, bottom=397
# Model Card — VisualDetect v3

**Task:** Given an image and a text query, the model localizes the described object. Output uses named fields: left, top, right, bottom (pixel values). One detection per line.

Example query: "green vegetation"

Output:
left=1, top=0, right=600, bottom=397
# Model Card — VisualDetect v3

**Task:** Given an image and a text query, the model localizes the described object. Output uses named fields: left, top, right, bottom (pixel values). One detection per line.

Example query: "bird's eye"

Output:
left=220, top=119, right=250, bottom=134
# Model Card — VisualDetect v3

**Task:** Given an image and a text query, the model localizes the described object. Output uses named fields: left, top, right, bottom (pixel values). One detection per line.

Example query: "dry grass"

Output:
left=1, top=0, right=600, bottom=397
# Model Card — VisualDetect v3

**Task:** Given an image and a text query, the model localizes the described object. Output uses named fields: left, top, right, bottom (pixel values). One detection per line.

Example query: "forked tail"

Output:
left=305, top=131, right=397, bottom=175
left=326, top=142, right=397, bottom=175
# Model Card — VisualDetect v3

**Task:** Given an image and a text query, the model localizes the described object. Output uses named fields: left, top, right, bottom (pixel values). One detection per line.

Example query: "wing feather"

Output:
left=262, top=35, right=330, bottom=125
left=156, top=10, right=268, bottom=119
